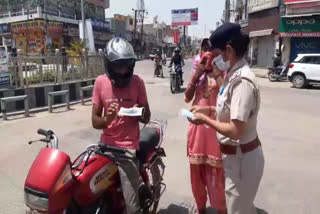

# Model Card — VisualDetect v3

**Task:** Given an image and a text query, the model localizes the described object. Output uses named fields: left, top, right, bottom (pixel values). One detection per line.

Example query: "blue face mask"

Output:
left=214, top=54, right=230, bottom=71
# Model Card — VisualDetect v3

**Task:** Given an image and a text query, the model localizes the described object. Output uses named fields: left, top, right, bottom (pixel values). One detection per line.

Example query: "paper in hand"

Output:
left=118, top=107, right=145, bottom=117
left=180, top=108, right=194, bottom=120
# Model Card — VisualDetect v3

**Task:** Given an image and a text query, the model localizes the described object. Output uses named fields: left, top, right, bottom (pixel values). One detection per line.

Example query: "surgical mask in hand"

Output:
left=213, top=54, right=230, bottom=71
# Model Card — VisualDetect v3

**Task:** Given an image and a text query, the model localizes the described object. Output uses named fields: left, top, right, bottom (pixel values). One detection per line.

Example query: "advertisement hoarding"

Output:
left=248, top=0, right=279, bottom=13
left=173, top=31, right=180, bottom=44
left=172, top=8, right=198, bottom=27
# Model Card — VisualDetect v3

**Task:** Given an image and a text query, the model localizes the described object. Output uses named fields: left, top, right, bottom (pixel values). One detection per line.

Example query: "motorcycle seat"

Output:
left=137, top=127, right=160, bottom=163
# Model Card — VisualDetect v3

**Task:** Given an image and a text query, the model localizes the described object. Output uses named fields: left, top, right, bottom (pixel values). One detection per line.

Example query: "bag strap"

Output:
left=226, top=76, right=260, bottom=117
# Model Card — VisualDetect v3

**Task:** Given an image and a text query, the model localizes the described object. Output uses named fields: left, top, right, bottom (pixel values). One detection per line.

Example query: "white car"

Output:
left=287, top=53, right=320, bottom=88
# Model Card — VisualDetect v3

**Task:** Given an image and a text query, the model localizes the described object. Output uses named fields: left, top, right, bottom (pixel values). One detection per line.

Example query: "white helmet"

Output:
left=106, top=37, right=137, bottom=62
left=104, top=38, right=137, bottom=88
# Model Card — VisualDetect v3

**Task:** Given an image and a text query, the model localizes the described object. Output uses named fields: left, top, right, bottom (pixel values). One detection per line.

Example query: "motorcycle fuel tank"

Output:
left=24, top=148, right=73, bottom=213
left=72, top=155, right=118, bottom=206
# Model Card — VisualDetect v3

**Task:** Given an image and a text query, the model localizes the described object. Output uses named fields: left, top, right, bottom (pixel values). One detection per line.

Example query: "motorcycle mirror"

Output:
left=28, top=138, right=50, bottom=145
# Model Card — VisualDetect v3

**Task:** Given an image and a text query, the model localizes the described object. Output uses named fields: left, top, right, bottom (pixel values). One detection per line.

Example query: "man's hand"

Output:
left=134, top=104, right=151, bottom=124
left=105, top=103, right=119, bottom=125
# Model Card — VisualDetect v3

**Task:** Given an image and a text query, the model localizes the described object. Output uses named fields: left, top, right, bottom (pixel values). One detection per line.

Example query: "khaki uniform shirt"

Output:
left=216, top=58, right=260, bottom=146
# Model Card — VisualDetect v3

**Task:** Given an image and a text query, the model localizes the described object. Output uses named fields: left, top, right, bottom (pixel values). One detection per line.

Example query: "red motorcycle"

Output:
left=24, top=120, right=167, bottom=214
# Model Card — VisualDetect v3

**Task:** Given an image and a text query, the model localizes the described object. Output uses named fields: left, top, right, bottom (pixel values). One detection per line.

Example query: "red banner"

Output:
left=285, top=0, right=319, bottom=3
left=173, top=31, right=180, bottom=44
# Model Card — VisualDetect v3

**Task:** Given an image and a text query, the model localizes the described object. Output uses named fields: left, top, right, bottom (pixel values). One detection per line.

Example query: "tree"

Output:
left=67, top=39, right=88, bottom=65
left=67, top=39, right=87, bottom=56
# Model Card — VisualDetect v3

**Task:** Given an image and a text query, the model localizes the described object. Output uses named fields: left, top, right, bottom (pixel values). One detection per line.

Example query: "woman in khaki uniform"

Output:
left=190, top=23, right=265, bottom=214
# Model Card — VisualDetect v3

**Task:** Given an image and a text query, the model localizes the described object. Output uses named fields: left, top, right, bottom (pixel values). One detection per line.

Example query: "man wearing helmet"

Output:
left=92, top=37, right=151, bottom=214
left=169, top=47, right=185, bottom=83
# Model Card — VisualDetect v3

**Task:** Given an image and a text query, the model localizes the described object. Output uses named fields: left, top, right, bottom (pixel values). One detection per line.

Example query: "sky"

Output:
left=105, top=0, right=225, bottom=39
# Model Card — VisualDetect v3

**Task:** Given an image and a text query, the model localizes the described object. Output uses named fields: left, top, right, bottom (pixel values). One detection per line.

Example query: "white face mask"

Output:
left=214, top=54, right=230, bottom=71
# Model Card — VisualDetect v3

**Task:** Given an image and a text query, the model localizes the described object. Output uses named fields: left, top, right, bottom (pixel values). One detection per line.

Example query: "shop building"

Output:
left=0, top=0, right=110, bottom=54
left=280, top=0, right=320, bottom=64
left=247, top=0, right=281, bottom=67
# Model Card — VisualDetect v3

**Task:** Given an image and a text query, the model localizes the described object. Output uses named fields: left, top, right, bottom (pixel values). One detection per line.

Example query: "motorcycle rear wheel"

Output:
left=170, top=74, right=177, bottom=94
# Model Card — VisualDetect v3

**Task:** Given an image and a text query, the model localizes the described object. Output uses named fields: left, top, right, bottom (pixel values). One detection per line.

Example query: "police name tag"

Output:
left=219, top=87, right=225, bottom=96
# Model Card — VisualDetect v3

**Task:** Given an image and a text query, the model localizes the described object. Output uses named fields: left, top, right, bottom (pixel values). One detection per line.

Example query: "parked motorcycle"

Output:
left=169, top=65, right=183, bottom=94
left=24, top=120, right=167, bottom=214
left=268, top=65, right=289, bottom=82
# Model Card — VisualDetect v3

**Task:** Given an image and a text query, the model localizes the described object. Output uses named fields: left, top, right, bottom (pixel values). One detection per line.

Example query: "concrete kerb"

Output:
left=48, top=90, right=70, bottom=113
left=0, top=95, right=30, bottom=120
left=0, top=100, right=83, bottom=119
left=252, top=68, right=268, bottom=79
left=0, top=78, right=96, bottom=113
left=80, top=85, right=94, bottom=105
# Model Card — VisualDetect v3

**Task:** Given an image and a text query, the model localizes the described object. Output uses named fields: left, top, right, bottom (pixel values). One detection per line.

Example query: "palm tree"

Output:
left=67, top=39, right=87, bottom=56
left=67, top=39, right=87, bottom=65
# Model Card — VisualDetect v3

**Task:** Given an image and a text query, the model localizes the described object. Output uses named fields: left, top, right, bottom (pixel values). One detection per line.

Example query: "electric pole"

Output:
left=140, top=10, right=145, bottom=48
left=81, top=0, right=86, bottom=41
left=136, top=0, right=146, bottom=52
left=44, top=0, right=48, bottom=52
left=133, top=9, right=137, bottom=40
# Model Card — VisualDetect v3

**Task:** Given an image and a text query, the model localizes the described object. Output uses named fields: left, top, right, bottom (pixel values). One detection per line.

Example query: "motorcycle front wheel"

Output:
left=268, top=71, right=278, bottom=82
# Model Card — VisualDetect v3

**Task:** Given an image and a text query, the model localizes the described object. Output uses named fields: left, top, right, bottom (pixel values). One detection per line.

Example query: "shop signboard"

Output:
left=11, top=20, right=63, bottom=34
left=248, top=0, right=279, bottom=13
left=280, top=17, right=320, bottom=37
left=92, top=19, right=111, bottom=30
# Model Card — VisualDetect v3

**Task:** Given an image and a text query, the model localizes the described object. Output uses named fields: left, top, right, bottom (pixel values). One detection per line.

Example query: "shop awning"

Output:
left=249, top=29, right=273, bottom=38
left=282, top=13, right=320, bottom=18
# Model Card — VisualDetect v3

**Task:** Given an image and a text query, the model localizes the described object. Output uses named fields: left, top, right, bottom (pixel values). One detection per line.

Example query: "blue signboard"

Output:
left=92, top=19, right=111, bottom=30
left=0, top=72, right=10, bottom=88
left=0, top=24, right=10, bottom=35
left=0, top=46, right=10, bottom=88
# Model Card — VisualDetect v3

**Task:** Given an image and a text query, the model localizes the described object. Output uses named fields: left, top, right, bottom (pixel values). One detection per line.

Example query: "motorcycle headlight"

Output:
left=24, top=187, right=49, bottom=212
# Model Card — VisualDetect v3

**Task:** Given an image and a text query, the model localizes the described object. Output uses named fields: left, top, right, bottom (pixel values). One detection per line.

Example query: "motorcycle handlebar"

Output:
left=37, top=129, right=49, bottom=136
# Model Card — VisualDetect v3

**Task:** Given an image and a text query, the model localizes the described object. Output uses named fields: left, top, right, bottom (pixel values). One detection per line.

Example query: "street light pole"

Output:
left=141, top=10, right=144, bottom=47
left=225, top=0, right=230, bottom=23
left=81, top=0, right=85, bottom=41
left=133, top=9, right=137, bottom=40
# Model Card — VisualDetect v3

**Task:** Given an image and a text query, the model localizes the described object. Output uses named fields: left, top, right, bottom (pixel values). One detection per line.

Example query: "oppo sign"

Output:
left=286, top=19, right=316, bottom=25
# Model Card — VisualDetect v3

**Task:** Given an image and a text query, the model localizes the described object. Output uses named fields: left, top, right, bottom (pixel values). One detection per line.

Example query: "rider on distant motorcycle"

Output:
left=92, top=37, right=151, bottom=214
left=169, top=47, right=185, bottom=83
